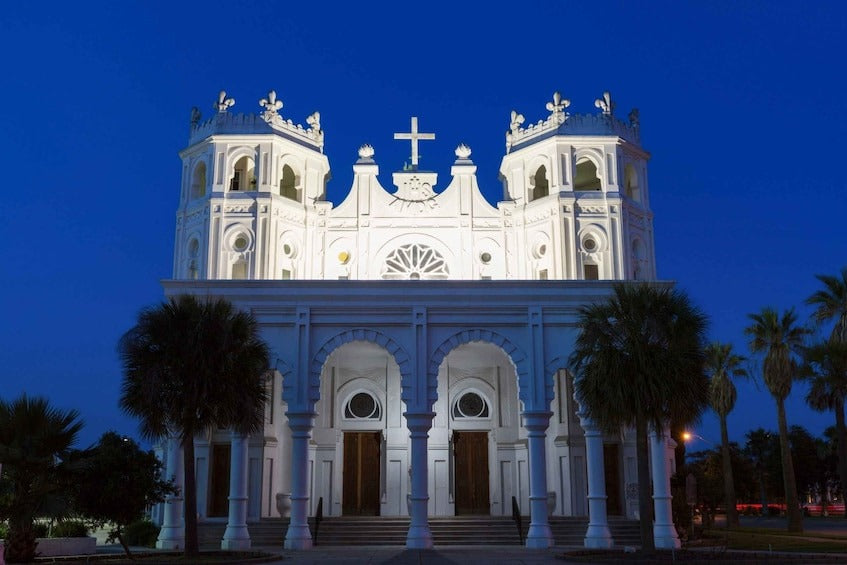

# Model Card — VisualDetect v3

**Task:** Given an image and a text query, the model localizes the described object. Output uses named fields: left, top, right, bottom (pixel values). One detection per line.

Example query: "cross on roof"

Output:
left=394, top=117, right=435, bottom=168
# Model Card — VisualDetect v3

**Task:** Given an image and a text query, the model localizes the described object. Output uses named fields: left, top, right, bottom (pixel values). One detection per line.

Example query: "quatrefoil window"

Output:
left=381, top=244, right=449, bottom=280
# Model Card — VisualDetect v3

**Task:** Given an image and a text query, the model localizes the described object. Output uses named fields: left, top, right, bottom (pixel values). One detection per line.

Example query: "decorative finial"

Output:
left=306, top=111, right=321, bottom=132
left=190, top=106, right=202, bottom=126
left=545, top=92, right=571, bottom=124
left=455, top=143, right=472, bottom=159
left=215, top=90, right=235, bottom=113
left=259, top=90, right=283, bottom=120
left=509, top=110, right=525, bottom=133
left=357, top=143, right=375, bottom=160
left=628, top=108, right=640, bottom=128
left=594, top=91, right=615, bottom=116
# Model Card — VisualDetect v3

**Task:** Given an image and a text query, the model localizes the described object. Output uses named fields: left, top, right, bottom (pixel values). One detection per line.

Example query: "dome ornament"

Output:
left=454, top=143, right=472, bottom=159
left=628, top=108, right=640, bottom=128
left=595, top=91, right=615, bottom=117
left=509, top=110, right=525, bottom=134
left=215, top=90, right=235, bottom=113
left=259, top=90, right=283, bottom=120
left=190, top=106, right=202, bottom=127
left=545, top=92, right=571, bottom=124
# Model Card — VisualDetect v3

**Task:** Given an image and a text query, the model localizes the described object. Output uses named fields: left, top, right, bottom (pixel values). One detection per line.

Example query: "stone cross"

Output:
left=394, top=117, right=435, bottom=168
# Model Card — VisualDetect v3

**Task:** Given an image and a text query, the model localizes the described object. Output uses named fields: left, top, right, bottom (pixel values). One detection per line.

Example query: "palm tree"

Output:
left=806, top=267, right=847, bottom=344
left=705, top=342, right=748, bottom=528
left=0, top=394, right=84, bottom=563
left=745, top=308, right=808, bottom=532
left=569, top=283, right=709, bottom=552
left=118, top=295, right=270, bottom=556
left=802, top=340, right=847, bottom=518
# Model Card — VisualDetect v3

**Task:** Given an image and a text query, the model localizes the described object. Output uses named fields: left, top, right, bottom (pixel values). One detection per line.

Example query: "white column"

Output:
left=405, top=412, right=434, bottom=549
left=578, top=413, right=613, bottom=548
left=157, top=435, right=185, bottom=550
left=524, top=411, right=554, bottom=549
left=284, top=412, right=316, bottom=550
left=222, top=432, right=251, bottom=549
left=650, top=427, right=680, bottom=549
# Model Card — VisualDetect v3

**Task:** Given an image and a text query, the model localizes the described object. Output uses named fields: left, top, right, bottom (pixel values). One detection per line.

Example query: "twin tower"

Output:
left=173, top=90, right=656, bottom=285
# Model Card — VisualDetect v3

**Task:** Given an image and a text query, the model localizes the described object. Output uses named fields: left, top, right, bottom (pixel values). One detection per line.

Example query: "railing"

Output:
left=313, top=497, right=323, bottom=545
left=511, top=496, right=523, bottom=545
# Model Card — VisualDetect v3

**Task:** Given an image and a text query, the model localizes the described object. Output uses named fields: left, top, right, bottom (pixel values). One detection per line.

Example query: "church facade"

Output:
left=153, top=89, right=680, bottom=550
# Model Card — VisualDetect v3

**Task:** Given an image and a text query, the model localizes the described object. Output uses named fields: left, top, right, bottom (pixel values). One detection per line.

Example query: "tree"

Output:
left=704, top=342, right=749, bottom=528
left=569, top=283, right=709, bottom=552
left=74, top=432, right=176, bottom=556
left=745, top=307, right=808, bottom=532
left=118, top=295, right=270, bottom=556
left=0, top=394, right=83, bottom=563
left=802, top=340, right=847, bottom=517
left=744, top=428, right=781, bottom=515
left=806, top=267, right=847, bottom=344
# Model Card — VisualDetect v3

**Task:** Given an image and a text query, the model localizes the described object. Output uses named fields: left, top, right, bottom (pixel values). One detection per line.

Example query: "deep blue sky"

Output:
left=2, top=1, right=845, bottom=450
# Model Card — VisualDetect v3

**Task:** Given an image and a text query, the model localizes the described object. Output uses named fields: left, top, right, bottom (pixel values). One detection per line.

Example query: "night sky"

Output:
left=2, top=1, right=845, bottom=450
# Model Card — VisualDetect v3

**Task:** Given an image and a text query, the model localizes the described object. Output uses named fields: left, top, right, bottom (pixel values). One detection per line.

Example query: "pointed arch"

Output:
left=429, top=329, right=531, bottom=406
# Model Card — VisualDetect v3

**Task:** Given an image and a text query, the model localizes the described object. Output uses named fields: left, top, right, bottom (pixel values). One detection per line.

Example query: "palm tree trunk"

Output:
left=182, top=435, right=199, bottom=555
left=776, top=398, right=803, bottom=532
left=835, top=397, right=847, bottom=519
left=635, top=414, right=655, bottom=552
left=720, top=415, right=738, bottom=528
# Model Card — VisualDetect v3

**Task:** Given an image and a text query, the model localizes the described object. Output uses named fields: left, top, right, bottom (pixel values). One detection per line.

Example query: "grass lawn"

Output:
left=700, top=528, right=847, bottom=553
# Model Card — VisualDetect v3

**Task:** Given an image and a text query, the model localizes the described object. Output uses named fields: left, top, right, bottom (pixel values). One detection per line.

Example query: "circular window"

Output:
left=480, top=252, right=492, bottom=264
left=233, top=235, right=249, bottom=251
left=583, top=238, right=597, bottom=252
left=283, top=243, right=292, bottom=256
left=531, top=241, right=548, bottom=259
left=453, top=391, right=489, bottom=418
left=345, top=392, right=380, bottom=419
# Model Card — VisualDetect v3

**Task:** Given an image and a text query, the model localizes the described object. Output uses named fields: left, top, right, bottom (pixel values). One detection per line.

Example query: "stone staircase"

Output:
left=199, top=516, right=641, bottom=547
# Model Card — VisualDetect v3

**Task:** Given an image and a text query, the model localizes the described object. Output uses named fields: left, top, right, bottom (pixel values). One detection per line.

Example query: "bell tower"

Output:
left=173, top=90, right=330, bottom=281
left=498, top=91, right=655, bottom=281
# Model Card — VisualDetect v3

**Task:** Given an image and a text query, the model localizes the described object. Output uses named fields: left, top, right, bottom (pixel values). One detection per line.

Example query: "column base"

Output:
left=155, top=532, right=184, bottom=550
left=525, top=524, right=553, bottom=549
left=221, top=525, right=251, bottom=550
left=284, top=524, right=313, bottom=550
left=584, top=525, right=613, bottom=548
left=405, top=525, right=433, bottom=549
left=654, top=526, right=681, bottom=549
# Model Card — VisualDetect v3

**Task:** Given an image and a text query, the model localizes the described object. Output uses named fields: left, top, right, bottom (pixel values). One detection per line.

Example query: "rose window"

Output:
left=381, top=244, right=449, bottom=280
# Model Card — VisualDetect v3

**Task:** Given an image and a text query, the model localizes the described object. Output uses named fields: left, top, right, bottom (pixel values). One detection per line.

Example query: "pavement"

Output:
left=258, top=545, right=574, bottom=564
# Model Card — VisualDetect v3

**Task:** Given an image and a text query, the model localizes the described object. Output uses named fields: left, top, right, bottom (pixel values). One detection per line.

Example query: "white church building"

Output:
left=153, top=89, right=680, bottom=550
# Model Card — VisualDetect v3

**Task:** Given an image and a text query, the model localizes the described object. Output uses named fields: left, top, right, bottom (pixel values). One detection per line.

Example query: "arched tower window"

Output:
left=230, top=156, right=256, bottom=191
left=632, top=239, right=647, bottom=280
left=529, top=165, right=549, bottom=202
left=232, top=258, right=248, bottom=280
left=624, top=164, right=640, bottom=201
left=190, top=162, right=207, bottom=199
left=279, top=164, right=301, bottom=202
left=574, top=159, right=601, bottom=191
left=187, top=239, right=200, bottom=280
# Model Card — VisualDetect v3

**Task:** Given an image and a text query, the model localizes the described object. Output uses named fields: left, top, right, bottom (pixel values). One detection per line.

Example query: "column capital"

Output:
left=404, top=411, right=435, bottom=432
left=285, top=411, right=316, bottom=432
left=522, top=410, right=553, bottom=433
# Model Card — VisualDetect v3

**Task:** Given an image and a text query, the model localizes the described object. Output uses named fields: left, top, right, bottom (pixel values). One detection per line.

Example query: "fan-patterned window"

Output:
left=452, top=391, right=489, bottom=419
left=344, top=392, right=381, bottom=420
left=381, top=243, right=449, bottom=280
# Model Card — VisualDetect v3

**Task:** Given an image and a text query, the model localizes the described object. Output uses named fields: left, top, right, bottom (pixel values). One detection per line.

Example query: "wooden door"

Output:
left=342, top=432, right=381, bottom=515
left=208, top=443, right=231, bottom=517
left=603, top=443, right=622, bottom=516
left=454, top=431, right=490, bottom=515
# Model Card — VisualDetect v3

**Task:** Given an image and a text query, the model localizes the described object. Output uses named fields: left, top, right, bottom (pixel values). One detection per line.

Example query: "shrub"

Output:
left=0, top=521, right=8, bottom=539
left=33, top=522, right=49, bottom=538
left=122, top=519, right=160, bottom=547
left=52, top=520, right=88, bottom=538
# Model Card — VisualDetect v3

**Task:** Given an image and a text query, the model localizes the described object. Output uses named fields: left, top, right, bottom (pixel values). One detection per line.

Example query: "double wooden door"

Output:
left=453, top=431, right=490, bottom=515
left=342, top=431, right=381, bottom=515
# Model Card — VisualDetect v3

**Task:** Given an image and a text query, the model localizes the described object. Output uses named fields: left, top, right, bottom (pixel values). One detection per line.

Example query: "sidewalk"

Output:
left=256, top=545, right=571, bottom=564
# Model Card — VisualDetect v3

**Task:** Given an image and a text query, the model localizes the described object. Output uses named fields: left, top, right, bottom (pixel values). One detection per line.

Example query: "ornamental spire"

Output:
left=215, top=90, right=235, bottom=113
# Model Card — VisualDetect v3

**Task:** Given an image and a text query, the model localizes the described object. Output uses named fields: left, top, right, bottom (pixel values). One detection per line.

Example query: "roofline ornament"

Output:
left=594, top=91, right=615, bottom=117
left=215, top=90, right=235, bottom=113
left=260, top=90, right=283, bottom=121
